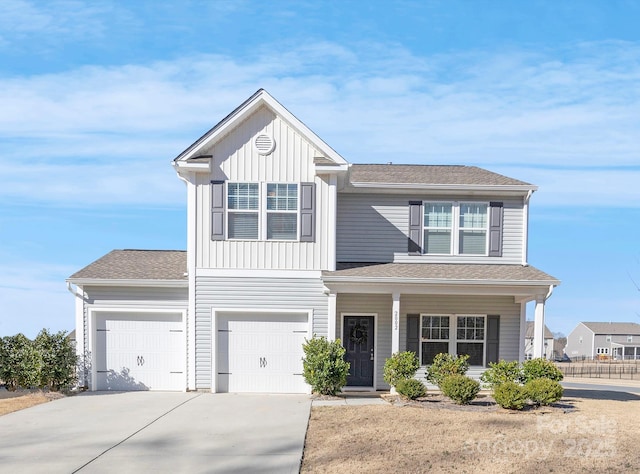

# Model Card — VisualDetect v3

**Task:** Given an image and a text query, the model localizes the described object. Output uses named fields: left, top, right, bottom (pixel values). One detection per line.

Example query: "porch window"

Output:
left=420, top=316, right=449, bottom=365
left=456, top=316, right=485, bottom=366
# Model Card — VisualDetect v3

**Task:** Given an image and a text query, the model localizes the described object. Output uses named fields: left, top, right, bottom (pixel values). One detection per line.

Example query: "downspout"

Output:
left=523, top=189, right=533, bottom=265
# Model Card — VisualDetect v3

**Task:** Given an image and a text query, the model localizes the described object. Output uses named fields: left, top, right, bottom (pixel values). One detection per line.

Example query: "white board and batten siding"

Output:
left=194, top=105, right=332, bottom=271
left=336, top=193, right=525, bottom=264
left=194, top=275, right=328, bottom=392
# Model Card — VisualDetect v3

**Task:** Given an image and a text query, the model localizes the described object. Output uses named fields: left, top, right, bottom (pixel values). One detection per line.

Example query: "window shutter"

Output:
left=486, top=315, right=500, bottom=365
left=406, top=314, right=420, bottom=356
left=408, top=201, right=423, bottom=254
left=211, top=181, right=225, bottom=241
left=488, top=202, right=503, bottom=257
left=299, top=182, right=316, bottom=242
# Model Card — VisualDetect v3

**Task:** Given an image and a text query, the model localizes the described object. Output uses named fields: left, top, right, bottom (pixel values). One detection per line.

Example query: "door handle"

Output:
left=370, top=348, right=374, bottom=361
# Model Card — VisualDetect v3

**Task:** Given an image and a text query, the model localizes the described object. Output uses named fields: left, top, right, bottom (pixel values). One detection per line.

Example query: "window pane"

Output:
left=228, top=183, right=259, bottom=210
left=422, top=342, right=449, bottom=365
left=267, top=214, right=297, bottom=240
left=457, top=343, right=483, bottom=365
left=459, top=230, right=487, bottom=254
left=424, top=203, right=452, bottom=227
left=228, top=212, right=258, bottom=239
left=267, top=183, right=298, bottom=211
left=460, top=203, right=487, bottom=228
left=424, top=230, right=451, bottom=254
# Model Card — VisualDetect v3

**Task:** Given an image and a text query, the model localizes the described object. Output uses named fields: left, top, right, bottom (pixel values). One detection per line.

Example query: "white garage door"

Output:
left=95, top=312, right=184, bottom=391
left=217, top=313, right=309, bottom=393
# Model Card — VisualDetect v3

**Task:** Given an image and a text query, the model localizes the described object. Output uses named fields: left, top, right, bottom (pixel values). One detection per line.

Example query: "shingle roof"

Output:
left=525, top=321, right=554, bottom=339
left=68, top=250, right=187, bottom=281
left=324, top=262, right=558, bottom=284
left=582, top=322, right=640, bottom=335
left=349, top=164, right=533, bottom=187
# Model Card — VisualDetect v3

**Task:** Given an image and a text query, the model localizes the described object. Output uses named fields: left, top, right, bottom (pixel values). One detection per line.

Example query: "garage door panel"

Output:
left=95, top=312, right=184, bottom=391
left=217, top=313, right=309, bottom=393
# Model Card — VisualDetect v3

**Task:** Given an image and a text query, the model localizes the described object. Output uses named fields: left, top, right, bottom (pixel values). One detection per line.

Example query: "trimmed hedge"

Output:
left=524, top=378, right=563, bottom=406
left=396, top=378, right=426, bottom=400
left=426, top=353, right=470, bottom=387
left=440, top=374, right=480, bottom=405
left=493, top=381, right=528, bottom=410
left=521, top=358, right=564, bottom=383
left=383, top=351, right=419, bottom=388
left=302, top=336, right=350, bottom=395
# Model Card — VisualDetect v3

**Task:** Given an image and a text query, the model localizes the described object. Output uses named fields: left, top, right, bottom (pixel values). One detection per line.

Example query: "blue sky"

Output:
left=1, top=0, right=640, bottom=338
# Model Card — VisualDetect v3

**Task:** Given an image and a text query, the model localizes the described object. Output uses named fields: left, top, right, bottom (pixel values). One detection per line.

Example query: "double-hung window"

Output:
left=266, top=183, right=298, bottom=240
left=227, top=182, right=298, bottom=241
left=420, top=314, right=486, bottom=366
left=422, top=202, right=488, bottom=255
left=228, top=183, right=260, bottom=239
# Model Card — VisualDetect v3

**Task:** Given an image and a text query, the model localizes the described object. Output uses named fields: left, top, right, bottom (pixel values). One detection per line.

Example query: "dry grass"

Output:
left=302, top=390, right=640, bottom=473
left=0, top=391, right=64, bottom=416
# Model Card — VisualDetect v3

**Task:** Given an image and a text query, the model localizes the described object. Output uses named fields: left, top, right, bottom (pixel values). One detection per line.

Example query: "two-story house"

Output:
left=524, top=321, right=554, bottom=360
left=67, top=89, right=559, bottom=393
left=565, top=322, right=640, bottom=360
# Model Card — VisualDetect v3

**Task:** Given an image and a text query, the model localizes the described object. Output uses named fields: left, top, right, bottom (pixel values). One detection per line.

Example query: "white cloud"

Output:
left=1, top=40, right=640, bottom=207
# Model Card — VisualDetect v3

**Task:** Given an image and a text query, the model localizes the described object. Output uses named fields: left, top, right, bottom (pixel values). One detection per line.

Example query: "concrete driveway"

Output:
left=0, top=392, right=311, bottom=473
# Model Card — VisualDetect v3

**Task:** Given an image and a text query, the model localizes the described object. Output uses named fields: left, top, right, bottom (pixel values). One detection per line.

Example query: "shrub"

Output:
left=0, top=334, right=41, bottom=390
left=426, top=353, right=470, bottom=387
left=524, top=378, right=563, bottom=406
left=439, top=374, right=480, bottom=405
left=521, top=358, right=563, bottom=383
left=480, top=360, right=521, bottom=388
left=383, top=351, right=420, bottom=388
left=35, top=329, right=77, bottom=391
left=396, top=378, right=426, bottom=400
left=493, top=381, right=527, bottom=410
left=302, top=336, right=350, bottom=395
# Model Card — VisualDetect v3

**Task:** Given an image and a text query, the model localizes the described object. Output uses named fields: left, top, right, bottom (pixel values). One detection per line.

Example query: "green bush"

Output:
left=480, top=360, right=521, bottom=388
left=493, top=381, right=527, bottom=410
left=35, top=329, right=77, bottom=391
left=439, top=374, right=480, bottom=405
left=0, top=334, right=42, bottom=390
left=524, top=378, right=563, bottom=406
left=396, top=378, right=426, bottom=400
left=302, top=336, right=350, bottom=395
left=383, top=351, right=420, bottom=388
left=521, top=358, right=563, bottom=383
left=426, top=353, right=470, bottom=387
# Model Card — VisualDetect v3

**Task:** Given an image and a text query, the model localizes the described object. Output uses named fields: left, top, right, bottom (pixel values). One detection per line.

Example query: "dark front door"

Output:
left=343, top=316, right=375, bottom=387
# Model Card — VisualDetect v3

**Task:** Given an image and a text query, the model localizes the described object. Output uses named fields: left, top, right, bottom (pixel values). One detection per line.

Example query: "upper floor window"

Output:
left=212, top=180, right=315, bottom=242
left=628, top=335, right=633, bottom=343
left=423, top=202, right=488, bottom=255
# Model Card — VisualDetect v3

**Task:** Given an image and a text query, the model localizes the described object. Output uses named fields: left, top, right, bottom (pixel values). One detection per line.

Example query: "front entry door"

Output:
left=343, top=316, right=375, bottom=387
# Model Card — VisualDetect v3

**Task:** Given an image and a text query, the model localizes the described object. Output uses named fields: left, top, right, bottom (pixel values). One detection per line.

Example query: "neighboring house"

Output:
left=524, top=321, right=554, bottom=360
left=67, top=89, right=559, bottom=393
left=565, top=322, right=640, bottom=360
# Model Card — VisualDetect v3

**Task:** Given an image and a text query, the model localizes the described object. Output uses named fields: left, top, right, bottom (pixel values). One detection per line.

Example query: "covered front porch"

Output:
left=322, top=263, right=559, bottom=391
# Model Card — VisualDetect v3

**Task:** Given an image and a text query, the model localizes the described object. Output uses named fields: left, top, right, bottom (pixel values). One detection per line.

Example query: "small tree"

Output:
left=0, top=334, right=41, bottom=390
left=35, top=329, right=77, bottom=391
left=383, top=351, right=419, bottom=388
left=426, top=353, right=470, bottom=387
left=302, top=336, right=350, bottom=395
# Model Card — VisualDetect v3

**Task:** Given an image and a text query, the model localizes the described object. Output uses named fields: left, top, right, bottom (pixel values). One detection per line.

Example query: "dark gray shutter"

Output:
left=486, top=315, right=500, bottom=365
left=300, top=182, right=315, bottom=242
left=406, top=314, right=420, bottom=356
left=488, top=202, right=503, bottom=257
left=408, top=201, right=423, bottom=254
left=211, top=181, right=225, bottom=241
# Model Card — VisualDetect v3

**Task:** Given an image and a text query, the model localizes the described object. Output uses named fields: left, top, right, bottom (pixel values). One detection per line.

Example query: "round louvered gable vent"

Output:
left=254, top=134, right=275, bottom=155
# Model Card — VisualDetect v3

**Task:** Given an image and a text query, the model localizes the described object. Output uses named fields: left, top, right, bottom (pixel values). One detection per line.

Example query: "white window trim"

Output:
left=422, top=201, right=489, bottom=256
left=226, top=182, right=300, bottom=241
left=419, top=313, right=487, bottom=366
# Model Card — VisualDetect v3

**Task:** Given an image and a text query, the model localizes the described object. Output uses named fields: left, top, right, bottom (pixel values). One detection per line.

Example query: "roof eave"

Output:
left=322, top=275, right=559, bottom=286
left=66, top=278, right=188, bottom=288
left=348, top=182, right=538, bottom=193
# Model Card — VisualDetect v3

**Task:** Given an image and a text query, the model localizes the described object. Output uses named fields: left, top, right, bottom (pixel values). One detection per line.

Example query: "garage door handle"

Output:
left=260, top=357, right=267, bottom=368
left=137, top=356, right=145, bottom=366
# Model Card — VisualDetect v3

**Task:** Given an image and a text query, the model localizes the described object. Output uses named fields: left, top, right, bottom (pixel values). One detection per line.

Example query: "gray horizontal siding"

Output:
left=336, top=193, right=524, bottom=264
left=565, top=324, right=594, bottom=358
left=399, top=295, right=521, bottom=364
left=336, top=294, right=393, bottom=390
left=83, top=286, right=188, bottom=305
left=194, top=275, right=328, bottom=390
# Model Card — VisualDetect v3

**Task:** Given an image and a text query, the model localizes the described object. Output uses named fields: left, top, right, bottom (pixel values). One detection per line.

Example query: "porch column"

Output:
left=327, top=293, right=337, bottom=341
left=533, top=296, right=546, bottom=358
left=392, top=292, right=400, bottom=354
